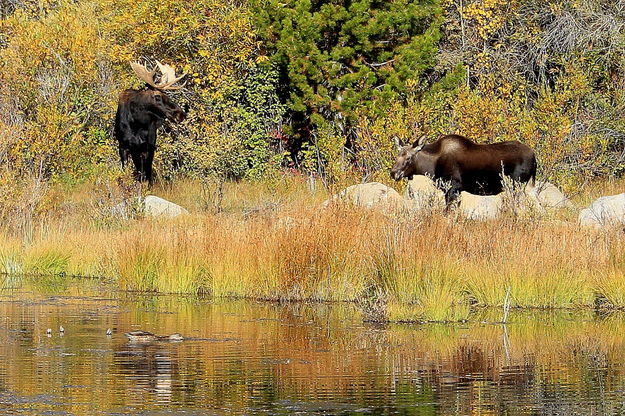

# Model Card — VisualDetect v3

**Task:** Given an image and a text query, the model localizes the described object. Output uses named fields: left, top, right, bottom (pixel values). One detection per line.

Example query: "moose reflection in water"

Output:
left=114, top=340, right=182, bottom=403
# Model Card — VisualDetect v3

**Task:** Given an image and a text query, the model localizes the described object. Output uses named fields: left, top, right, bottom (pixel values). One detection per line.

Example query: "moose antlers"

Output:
left=130, top=60, right=186, bottom=91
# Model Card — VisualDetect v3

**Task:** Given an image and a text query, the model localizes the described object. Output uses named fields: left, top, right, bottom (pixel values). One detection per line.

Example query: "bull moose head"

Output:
left=390, top=135, right=427, bottom=180
left=130, top=61, right=187, bottom=122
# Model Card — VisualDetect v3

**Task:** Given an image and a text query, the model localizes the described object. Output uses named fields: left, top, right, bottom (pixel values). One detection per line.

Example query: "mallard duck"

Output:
left=124, top=330, right=184, bottom=342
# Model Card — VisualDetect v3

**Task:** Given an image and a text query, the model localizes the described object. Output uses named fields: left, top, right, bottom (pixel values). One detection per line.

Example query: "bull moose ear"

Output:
left=412, top=135, right=427, bottom=150
left=393, top=135, right=403, bottom=151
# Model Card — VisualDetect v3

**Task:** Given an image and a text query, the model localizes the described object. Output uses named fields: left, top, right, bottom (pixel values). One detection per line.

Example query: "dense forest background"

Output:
left=1, top=0, right=625, bottom=193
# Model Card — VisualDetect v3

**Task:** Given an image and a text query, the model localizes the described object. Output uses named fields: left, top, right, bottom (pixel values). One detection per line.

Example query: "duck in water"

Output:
left=124, top=330, right=184, bottom=343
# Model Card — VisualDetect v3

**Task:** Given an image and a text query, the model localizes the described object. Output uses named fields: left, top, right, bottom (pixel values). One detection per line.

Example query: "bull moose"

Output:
left=114, top=61, right=187, bottom=184
left=390, top=134, right=537, bottom=207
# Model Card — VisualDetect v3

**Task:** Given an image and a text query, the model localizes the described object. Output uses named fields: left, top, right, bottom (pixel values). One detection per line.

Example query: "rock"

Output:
left=459, top=192, right=504, bottom=221
left=403, top=175, right=508, bottom=220
left=404, top=175, right=445, bottom=212
left=143, top=195, right=188, bottom=218
left=529, top=181, right=574, bottom=210
left=322, top=182, right=406, bottom=212
left=457, top=181, right=571, bottom=221
left=458, top=187, right=538, bottom=221
left=111, top=196, right=188, bottom=219
left=579, top=193, right=625, bottom=228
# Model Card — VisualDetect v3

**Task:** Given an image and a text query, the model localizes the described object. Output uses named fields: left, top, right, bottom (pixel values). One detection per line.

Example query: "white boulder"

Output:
left=579, top=193, right=625, bottom=228
left=404, top=175, right=445, bottom=212
left=529, top=181, right=574, bottom=210
left=322, top=182, right=406, bottom=212
left=112, top=195, right=188, bottom=219
left=143, top=195, right=189, bottom=218
left=459, top=192, right=504, bottom=221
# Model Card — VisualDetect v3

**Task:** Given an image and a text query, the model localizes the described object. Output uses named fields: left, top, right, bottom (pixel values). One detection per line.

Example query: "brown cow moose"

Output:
left=390, top=134, right=537, bottom=207
left=114, top=61, right=186, bottom=184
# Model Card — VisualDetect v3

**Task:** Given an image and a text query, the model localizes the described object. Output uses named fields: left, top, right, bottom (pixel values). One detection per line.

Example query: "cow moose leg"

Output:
left=444, top=179, right=462, bottom=212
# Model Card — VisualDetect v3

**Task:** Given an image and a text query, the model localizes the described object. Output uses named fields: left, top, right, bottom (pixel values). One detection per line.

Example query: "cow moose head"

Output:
left=390, top=135, right=427, bottom=180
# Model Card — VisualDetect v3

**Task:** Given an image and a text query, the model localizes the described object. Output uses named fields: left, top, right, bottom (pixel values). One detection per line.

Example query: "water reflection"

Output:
left=0, top=284, right=625, bottom=414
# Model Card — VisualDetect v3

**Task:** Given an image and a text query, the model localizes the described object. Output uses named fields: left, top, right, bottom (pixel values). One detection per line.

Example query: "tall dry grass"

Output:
left=0, top=175, right=624, bottom=320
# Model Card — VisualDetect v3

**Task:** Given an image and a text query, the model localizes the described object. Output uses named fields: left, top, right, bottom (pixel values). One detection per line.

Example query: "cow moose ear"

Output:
left=393, top=135, right=403, bottom=151
left=412, top=135, right=427, bottom=151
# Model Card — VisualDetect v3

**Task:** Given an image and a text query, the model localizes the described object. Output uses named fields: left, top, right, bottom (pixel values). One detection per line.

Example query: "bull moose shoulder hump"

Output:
left=390, top=134, right=537, bottom=206
left=115, top=61, right=187, bottom=184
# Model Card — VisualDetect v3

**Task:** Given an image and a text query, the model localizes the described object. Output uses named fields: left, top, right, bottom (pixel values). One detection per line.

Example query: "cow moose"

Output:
left=390, top=134, right=537, bottom=207
left=114, top=61, right=187, bottom=184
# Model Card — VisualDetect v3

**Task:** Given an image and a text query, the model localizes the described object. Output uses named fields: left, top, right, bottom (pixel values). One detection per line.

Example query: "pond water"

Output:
left=1, top=282, right=625, bottom=415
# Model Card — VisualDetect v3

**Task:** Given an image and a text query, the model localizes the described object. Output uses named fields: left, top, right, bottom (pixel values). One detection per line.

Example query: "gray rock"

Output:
left=322, top=182, right=406, bottom=212
left=404, top=175, right=445, bottom=212
left=579, top=193, right=625, bottom=228
left=111, top=196, right=188, bottom=219
left=459, top=192, right=504, bottom=221
left=403, top=175, right=512, bottom=220
left=144, top=195, right=188, bottom=218
left=403, top=175, right=544, bottom=220
left=529, top=181, right=574, bottom=210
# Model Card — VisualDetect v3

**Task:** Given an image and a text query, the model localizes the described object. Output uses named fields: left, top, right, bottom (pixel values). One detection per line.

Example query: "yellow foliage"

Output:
left=462, top=0, right=516, bottom=40
left=0, top=1, right=114, bottom=177
left=101, top=0, right=256, bottom=100
left=0, top=0, right=622, bottom=189
left=0, top=0, right=273, bottom=181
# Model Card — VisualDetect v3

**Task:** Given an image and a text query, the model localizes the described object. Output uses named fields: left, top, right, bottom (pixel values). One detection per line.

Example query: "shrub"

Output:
left=0, top=0, right=116, bottom=179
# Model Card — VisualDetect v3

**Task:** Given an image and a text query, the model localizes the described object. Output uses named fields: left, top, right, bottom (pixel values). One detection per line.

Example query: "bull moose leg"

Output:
left=119, top=147, right=131, bottom=169
left=129, top=150, right=146, bottom=182
left=143, top=150, right=155, bottom=186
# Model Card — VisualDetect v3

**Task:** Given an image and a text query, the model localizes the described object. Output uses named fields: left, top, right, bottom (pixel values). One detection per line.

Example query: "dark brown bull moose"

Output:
left=114, top=61, right=187, bottom=184
left=390, top=134, right=537, bottom=207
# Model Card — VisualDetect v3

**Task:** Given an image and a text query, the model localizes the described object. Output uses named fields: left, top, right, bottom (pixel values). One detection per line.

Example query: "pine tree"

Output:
left=251, top=0, right=443, bottom=132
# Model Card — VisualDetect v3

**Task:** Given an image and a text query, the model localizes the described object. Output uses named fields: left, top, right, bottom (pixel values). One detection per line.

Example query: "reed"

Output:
left=0, top=240, right=23, bottom=276
left=22, top=245, right=70, bottom=276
